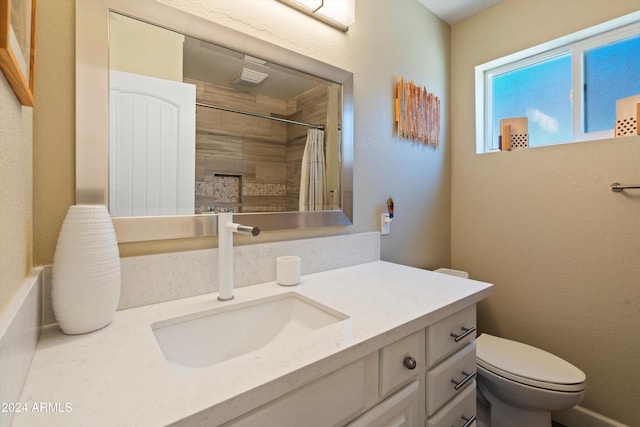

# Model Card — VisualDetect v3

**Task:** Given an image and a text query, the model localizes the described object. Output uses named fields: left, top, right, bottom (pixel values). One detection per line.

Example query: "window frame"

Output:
left=475, top=11, right=640, bottom=154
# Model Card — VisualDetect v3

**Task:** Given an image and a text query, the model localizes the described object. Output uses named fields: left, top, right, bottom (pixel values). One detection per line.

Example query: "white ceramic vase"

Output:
left=51, top=205, right=121, bottom=334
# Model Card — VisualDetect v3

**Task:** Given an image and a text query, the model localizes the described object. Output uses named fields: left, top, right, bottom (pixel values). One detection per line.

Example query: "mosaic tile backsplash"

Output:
left=195, top=176, right=288, bottom=213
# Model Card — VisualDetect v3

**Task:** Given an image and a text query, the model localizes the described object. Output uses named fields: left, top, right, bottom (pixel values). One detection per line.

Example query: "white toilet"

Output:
left=433, top=269, right=587, bottom=427
left=476, top=333, right=586, bottom=427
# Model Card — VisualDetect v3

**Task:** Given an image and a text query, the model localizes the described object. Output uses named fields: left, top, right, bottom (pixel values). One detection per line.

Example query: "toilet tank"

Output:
left=434, top=268, right=469, bottom=279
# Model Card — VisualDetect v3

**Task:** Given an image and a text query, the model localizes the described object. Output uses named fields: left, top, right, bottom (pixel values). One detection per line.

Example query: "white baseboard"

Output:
left=553, top=406, right=629, bottom=427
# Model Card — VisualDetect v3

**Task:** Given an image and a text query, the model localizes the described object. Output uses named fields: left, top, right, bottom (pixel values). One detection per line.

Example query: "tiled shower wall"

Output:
left=188, top=78, right=327, bottom=213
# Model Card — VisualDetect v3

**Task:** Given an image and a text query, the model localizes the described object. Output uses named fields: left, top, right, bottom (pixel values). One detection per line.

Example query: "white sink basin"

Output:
left=152, top=292, right=348, bottom=374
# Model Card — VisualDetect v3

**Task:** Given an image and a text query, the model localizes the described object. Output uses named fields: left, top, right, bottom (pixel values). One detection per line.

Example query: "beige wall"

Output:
left=30, top=0, right=451, bottom=266
left=32, top=0, right=76, bottom=267
left=109, top=12, right=184, bottom=82
left=0, top=73, right=33, bottom=314
left=451, top=1, right=640, bottom=424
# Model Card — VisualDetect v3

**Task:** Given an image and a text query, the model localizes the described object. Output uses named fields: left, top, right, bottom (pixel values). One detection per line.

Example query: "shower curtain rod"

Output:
left=195, top=102, right=325, bottom=130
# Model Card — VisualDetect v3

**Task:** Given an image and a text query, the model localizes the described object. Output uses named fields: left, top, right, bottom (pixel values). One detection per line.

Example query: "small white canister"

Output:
left=276, top=256, right=301, bottom=286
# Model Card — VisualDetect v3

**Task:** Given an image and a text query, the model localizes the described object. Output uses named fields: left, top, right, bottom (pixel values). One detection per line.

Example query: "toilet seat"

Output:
left=476, top=334, right=586, bottom=393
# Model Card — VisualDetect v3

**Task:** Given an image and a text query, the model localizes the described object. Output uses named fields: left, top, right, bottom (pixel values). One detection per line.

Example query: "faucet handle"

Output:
left=236, top=225, right=260, bottom=237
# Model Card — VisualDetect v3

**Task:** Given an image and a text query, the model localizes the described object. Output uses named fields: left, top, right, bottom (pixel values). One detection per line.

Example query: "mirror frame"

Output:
left=76, top=0, right=353, bottom=242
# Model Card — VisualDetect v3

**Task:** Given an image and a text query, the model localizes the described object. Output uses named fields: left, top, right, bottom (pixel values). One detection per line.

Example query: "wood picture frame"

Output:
left=0, top=0, right=37, bottom=106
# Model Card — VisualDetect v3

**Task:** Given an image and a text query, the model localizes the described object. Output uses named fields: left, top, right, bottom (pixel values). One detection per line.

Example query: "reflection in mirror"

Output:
left=76, top=0, right=353, bottom=241
left=108, top=12, right=342, bottom=217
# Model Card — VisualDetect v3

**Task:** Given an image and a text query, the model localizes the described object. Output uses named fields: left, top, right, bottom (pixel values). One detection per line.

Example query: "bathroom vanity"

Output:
left=14, top=261, right=491, bottom=426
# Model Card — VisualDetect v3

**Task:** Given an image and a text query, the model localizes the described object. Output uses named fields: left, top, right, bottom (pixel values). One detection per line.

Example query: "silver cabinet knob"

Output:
left=403, top=356, right=417, bottom=370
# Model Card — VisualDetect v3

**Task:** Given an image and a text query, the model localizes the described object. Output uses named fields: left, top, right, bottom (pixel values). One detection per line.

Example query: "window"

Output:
left=475, top=12, right=640, bottom=153
left=584, top=33, right=640, bottom=133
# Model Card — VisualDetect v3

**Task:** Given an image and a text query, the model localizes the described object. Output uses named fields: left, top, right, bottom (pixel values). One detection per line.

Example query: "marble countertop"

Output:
left=14, top=261, right=492, bottom=427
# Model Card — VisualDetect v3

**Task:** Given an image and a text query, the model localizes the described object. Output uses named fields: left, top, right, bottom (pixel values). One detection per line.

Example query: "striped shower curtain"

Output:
left=299, top=128, right=326, bottom=211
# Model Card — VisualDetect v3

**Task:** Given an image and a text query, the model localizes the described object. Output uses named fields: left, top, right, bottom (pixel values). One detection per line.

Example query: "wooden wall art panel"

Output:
left=395, top=77, right=440, bottom=147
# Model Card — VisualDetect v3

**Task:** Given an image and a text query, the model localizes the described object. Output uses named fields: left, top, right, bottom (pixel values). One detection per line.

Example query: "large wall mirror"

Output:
left=76, top=0, right=353, bottom=242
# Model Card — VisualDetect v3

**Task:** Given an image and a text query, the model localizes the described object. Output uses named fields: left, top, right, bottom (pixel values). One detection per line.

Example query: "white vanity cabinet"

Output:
left=225, top=331, right=424, bottom=427
left=225, top=305, right=479, bottom=427
left=425, top=304, right=478, bottom=427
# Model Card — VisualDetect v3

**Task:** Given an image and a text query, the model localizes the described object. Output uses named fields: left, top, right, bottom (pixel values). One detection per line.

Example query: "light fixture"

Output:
left=277, top=0, right=355, bottom=32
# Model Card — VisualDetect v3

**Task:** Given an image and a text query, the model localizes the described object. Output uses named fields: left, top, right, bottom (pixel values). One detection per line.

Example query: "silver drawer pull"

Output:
left=450, top=326, right=476, bottom=342
left=451, top=370, right=476, bottom=391
left=461, top=415, right=476, bottom=427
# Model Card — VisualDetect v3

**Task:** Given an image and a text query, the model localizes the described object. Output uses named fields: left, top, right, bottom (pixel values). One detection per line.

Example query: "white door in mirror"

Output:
left=109, top=70, right=195, bottom=217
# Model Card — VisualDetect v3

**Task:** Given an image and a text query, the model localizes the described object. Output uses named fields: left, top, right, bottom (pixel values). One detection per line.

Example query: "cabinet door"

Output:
left=226, top=359, right=366, bottom=427
left=347, top=380, right=420, bottom=427
left=379, top=331, right=422, bottom=397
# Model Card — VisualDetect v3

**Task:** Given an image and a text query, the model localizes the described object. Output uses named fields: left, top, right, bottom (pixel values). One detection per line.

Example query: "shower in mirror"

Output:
left=76, top=0, right=354, bottom=242
left=108, top=12, right=342, bottom=217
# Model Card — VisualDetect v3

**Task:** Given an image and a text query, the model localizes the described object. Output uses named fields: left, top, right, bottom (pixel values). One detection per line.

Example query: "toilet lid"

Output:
left=476, top=334, right=586, bottom=392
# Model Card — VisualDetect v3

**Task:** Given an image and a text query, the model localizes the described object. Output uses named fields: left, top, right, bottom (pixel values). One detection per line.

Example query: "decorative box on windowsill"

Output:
left=615, top=94, right=640, bottom=137
left=499, top=117, right=529, bottom=151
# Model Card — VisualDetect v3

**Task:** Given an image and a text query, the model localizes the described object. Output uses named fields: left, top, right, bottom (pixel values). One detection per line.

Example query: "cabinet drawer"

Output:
left=227, top=358, right=366, bottom=427
left=426, top=342, right=476, bottom=416
left=426, top=305, right=476, bottom=368
left=347, top=380, right=419, bottom=427
left=426, top=382, right=476, bottom=427
left=379, top=331, right=422, bottom=397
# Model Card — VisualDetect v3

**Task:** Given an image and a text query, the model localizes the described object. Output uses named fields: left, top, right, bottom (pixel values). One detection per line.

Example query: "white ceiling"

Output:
left=417, top=0, right=503, bottom=25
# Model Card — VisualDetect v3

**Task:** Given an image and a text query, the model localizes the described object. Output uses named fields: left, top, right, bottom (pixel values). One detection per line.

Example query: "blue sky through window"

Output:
left=492, top=55, right=572, bottom=149
left=584, top=34, right=640, bottom=132
left=479, top=16, right=640, bottom=153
